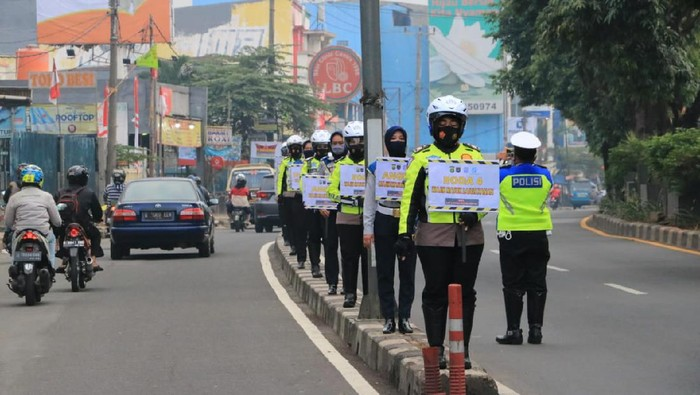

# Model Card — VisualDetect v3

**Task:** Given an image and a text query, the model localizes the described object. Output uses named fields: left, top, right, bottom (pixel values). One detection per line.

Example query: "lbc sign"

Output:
left=308, top=46, right=362, bottom=103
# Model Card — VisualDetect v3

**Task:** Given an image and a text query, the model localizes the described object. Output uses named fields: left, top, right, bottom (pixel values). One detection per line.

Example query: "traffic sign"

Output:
left=210, top=156, right=224, bottom=170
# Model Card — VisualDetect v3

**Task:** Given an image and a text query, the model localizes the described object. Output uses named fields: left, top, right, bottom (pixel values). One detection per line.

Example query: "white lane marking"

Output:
left=259, top=242, right=378, bottom=395
left=547, top=265, right=569, bottom=272
left=496, top=380, right=521, bottom=395
left=490, top=249, right=500, bottom=255
left=605, top=283, right=647, bottom=295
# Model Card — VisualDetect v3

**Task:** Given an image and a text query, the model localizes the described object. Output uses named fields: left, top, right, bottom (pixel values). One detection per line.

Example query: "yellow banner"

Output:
left=31, top=104, right=97, bottom=134
left=161, top=117, right=202, bottom=147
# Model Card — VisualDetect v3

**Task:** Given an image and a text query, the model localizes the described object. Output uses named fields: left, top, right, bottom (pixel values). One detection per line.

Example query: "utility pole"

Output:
left=268, top=0, right=275, bottom=49
left=148, top=16, right=157, bottom=177
left=414, top=26, right=423, bottom=150
left=359, top=0, right=383, bottom=319
left=106, top=0, right=119, bottom=182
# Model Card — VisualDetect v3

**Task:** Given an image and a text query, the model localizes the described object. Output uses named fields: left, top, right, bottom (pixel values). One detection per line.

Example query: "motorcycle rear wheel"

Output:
left=70, top=256, right=80, bottom=292
left=25, top=272, right=37, bottom=306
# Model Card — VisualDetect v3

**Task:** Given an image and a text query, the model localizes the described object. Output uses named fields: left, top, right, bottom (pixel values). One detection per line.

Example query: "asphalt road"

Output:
left=407, top=208, right=700, bottom=395
left=0, top=229, right=397, bottom=395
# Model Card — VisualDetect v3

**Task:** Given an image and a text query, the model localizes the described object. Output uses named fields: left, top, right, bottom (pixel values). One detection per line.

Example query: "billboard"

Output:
left=161, top=117, right=202, bottom=147
left=31, top=104, right=97, bottom=134
left=36, top=0, right=172, bottom=45
left=429, top=1, right=502, bottom=115
left=250, top=141, right=279, bottom=160
left=0, top=107, right=28, bottom=138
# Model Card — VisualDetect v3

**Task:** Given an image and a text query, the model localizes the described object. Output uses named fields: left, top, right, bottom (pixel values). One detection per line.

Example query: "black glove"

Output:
left=394, top=234, right=415, bottom=260
left=459, top=212, right=479, bottom=228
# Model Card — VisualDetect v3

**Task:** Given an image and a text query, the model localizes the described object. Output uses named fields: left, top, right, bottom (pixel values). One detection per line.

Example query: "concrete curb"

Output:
left=588, top=214, right=700, bottom=252
left=271, top=237, right=499, bottom=395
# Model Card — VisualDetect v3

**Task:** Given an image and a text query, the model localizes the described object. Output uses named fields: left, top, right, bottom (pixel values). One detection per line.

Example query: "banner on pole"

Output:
left=426, top=159, right=500, bottom=212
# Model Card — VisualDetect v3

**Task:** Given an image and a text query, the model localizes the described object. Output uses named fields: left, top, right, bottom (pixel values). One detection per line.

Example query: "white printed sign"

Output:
left=302, top=175, right=336, bottom=210
left=286, top=164, right=302, bottom=191
left=339, top=164, right=365, bottom=197
left=374, top=157, right=408, bottom=201
left=427, top=159, right=500, bottom=212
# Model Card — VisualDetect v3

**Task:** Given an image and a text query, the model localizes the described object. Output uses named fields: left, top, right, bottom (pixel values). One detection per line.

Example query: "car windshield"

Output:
left=571, top=181, right=594, bottom=191
left=122, top=180, right=198, bottom=202
left=259, top=175, right=275, bottom=191
left=234, top=169, right=272, bottom=189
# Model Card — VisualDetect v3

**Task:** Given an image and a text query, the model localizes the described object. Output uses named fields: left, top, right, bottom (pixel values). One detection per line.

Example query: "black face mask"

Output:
left=315, top=148, right=329, bottom=158
left=303, top=149, right=314, bottom=159
left=434, top=126, right=462, bottom=151
left=289, top=147, right=302, bottom=159
left=349, top=146, right=364, bottom=161
left=386, top=141, right=407, bottom=157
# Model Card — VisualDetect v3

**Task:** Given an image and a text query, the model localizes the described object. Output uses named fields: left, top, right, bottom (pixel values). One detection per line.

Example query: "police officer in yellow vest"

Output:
left=495, top=131, right=553, bottom=346
left=327, top=121, right=368, bottom=308
left=301, top=130, right=331, bottom=278
left=277, top=134, right=307, bottom=266
left=396, top=95, right=485, bottom=370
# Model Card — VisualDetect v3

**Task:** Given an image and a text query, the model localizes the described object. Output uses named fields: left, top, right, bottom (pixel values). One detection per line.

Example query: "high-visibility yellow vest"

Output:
left=327, top=156, right=364, bottom=215
left=497, top=163, right=553, bottom=231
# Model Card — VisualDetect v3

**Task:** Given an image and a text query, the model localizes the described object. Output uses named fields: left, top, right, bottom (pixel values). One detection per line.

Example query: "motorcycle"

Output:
left=549, top=196, right=561, bottom=210
left=61, top=223, right=93, bottom=292
left=230, top=207, right=246, bottom=232
left=7, top=229, right=53, bottom=306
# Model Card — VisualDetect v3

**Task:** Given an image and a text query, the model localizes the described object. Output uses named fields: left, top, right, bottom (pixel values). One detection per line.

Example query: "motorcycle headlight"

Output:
left=23, top=263, right=34, bottom=274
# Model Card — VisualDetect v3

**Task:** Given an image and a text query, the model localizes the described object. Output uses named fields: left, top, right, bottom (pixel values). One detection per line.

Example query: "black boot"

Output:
left=423, top=305, right=448, bottom=369
left=527, top=291, right=547, bottom=344
left=398, top=318, right=413, bottom=334
left=496, top=289, right=524, bottom=345
left=328, top=284, right=337, bottom=295
left=382, top=318, right=396, bottom=334
left=297, top=261, right=305, bottom=269
left=343, top=293, right=356, bottom=308
left=311, top=264, right=323, bottom=278
left=463, top=297, right=475, bottom=369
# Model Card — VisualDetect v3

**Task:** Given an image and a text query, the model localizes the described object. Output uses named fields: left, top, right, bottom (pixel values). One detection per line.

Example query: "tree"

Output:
left=158, top=47, right=326, bottom=137
left=489, top=1, right=700, bottom=166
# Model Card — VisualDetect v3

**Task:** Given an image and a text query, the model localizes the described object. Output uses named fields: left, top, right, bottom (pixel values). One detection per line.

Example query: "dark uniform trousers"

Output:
left=498, top=231, right=549, bottom=328
left=283, top=195, right=307, bottom=263
left=417, top=242, right=484, bottom=349
left=278, top=199, right=290, bottom=244
left=323, top=210, right=340, bottom=286
left=374, top=212, right=416, bottom=319
left=305, top=209, right=324, bottom=269
left=337, top=223, right=368, bottom=295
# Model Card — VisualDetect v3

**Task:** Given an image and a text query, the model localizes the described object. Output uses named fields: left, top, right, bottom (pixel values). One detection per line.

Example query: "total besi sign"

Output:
left=250, top=141, right=279, bottom=159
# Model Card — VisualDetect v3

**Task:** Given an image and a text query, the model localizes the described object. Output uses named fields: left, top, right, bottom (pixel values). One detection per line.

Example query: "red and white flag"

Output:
left=133, top=77, right=140, bottom=147
left=49, top=59, right=60, bottom=105
left=97, top=85, right=109, bottom=138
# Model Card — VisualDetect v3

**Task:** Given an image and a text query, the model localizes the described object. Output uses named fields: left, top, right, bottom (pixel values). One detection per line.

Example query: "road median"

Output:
left=270, top=236, right=499, bottom=395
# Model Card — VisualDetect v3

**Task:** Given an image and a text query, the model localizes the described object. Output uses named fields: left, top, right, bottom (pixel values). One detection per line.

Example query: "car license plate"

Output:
left=14, top=251, right=42, bottom=262
left=143, top=211, right=175, bottom=221
left=63, top=240, right=85, bottom=247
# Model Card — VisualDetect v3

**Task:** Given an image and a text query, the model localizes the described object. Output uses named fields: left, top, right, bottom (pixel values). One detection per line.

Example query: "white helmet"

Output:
left=311, top=130, right=331, bottom=144
left=286, top=134, right=304, bottom=147
left=426, top=95, right=468, bottom=133
left=343, top=121, right=364, bottom=139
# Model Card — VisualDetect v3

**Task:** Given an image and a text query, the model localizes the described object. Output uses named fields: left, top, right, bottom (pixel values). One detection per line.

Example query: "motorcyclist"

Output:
left=3, top=163, right=28, bottom=251
left=550, top=184, right=562, bottom=209
left=103, top=169, right=126, bottom=223
left=55, top=165, right=104, bottom=272
left=189, top=175, right=212, bottom=202
left=4, top=164, right=62, bottom=275
left=228, top=173, right=251, bottom=223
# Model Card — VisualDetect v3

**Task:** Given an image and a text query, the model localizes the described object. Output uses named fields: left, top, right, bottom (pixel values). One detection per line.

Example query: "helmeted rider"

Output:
left=103, top=169, right=126, bottom=206
left=56, top=165, right=104, bottom=272
left=4, top=164, right=62, bottom=274
left=300, top=129, right=331, bottom=278
left=228, top=173, right=251, bottom=222
left=3, top=163, right=29, bottom=251
left=188, top=175, right=212, bottom=203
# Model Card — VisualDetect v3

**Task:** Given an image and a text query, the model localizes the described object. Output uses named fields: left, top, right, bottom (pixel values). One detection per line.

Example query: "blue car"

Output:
left=567, top=180, right=596, bottom=209
left=110, top=178, right=218, bottom=259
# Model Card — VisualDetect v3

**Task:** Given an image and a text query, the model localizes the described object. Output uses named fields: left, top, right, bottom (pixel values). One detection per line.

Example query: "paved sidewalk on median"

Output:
left=587, top=214, right=700, bottom=253
left=270, top=236, right=499, bottom=395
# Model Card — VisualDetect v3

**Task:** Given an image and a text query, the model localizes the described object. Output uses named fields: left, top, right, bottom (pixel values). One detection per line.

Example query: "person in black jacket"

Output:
left=55, top=165, right=104, bottom=272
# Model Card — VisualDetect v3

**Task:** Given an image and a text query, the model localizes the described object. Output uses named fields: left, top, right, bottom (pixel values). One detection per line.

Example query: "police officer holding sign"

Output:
left=277, top=135, right=307, bottom=267
left=301, top=130, right=331, bottom=278
left=363, top=126, right=416, bottom=334
left=396, top=95, right=485, bottom=369
left=327, top=121, right=368, bottom=308
left=495, top=131, right=552, bottom=345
